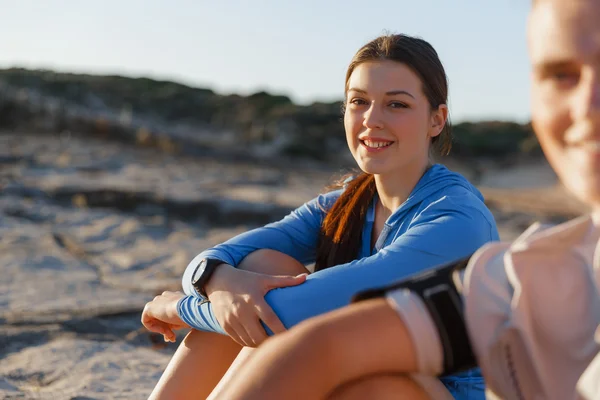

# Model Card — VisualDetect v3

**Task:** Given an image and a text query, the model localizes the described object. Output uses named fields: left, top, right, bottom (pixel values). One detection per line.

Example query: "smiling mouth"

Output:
left=360, top=139, right=394, bottom=149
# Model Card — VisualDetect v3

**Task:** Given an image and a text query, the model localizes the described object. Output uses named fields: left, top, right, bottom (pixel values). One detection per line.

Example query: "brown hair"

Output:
left=314, top=33, right=452, bottom=271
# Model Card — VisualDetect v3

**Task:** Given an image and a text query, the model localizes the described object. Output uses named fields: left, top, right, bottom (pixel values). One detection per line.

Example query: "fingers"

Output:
left=160, top=325, right=177, bottom=343
left=142, top=303, right=178, bottom=342
left=163, top=329, right=177, bottom=343
left=255, top=301, right=286, bottom=334
left=242, top=317, right=269, bottom=347
left=143, top=317, right=175, bottom=340
left=161, top=290, right=185, bottom=299
left=161, top=290, right=184, bottom=295
left=263, top=273, right=308, bottom=291
left=226, top=318, right=255, bottom=347
left=210, top=271, right=307, bottom=346
left=218, top=302, right=267, bottom=346
left=141, top=306, right=156, bottom=331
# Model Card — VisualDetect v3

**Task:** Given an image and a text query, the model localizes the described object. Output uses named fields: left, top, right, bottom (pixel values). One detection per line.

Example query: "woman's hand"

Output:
left=206, top=264, right=307, bottom=347
left=141, top=291, right=190, bottom=342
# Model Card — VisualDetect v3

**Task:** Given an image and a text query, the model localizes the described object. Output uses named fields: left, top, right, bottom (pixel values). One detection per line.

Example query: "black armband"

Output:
left=352, top=257, right=477, bottom=376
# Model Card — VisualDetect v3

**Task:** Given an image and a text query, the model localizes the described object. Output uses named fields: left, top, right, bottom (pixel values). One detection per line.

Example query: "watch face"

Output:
left=192, top=259, right=208, bottom=285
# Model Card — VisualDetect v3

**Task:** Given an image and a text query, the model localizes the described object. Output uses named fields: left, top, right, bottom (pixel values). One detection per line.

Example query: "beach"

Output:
left=0, top=129, right=584, bottom=399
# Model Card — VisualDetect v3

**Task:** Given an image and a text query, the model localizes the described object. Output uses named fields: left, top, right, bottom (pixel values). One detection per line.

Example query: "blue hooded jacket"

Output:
left=178, top=164, right=499, bottom=398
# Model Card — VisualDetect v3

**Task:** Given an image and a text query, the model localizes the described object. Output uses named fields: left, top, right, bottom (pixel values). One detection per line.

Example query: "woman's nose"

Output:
left=363, top=104, right=384, bottom=130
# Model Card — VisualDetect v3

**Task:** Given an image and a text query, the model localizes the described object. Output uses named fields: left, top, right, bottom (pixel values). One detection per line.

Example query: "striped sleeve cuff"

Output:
left=176, top=295, right=227, bottom=335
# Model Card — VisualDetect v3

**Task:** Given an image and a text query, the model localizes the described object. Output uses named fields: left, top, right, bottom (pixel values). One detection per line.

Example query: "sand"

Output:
left=0, top=131, right=581, bottom=399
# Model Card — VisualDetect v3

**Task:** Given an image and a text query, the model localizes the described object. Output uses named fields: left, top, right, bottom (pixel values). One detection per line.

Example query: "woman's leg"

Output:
left=328, top=375, right=432, bottom=400
left=207, top=347, right=257, bottom=399
left=148, top=329, right=242, bottom=400
left=329, top=374, right=453, bottom=400
left=149, top=250, right=309, bottom=400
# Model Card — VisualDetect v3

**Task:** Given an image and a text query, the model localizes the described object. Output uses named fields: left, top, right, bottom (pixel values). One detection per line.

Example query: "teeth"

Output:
left=364, top=140, right=392, bottom=148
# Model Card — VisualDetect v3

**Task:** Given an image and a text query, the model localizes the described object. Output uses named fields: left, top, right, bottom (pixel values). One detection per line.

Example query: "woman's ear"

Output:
left=429, top=104, right=448, bottom=138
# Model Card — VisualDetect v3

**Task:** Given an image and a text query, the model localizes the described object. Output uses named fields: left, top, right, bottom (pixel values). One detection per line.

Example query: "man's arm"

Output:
left=215, top=298, right=420, bottom=400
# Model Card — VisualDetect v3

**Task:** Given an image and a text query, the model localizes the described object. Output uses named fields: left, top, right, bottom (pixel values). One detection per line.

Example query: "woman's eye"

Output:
left=350, top=98, right=368, bottom=105
left=389, top=102, right=408, bottom=109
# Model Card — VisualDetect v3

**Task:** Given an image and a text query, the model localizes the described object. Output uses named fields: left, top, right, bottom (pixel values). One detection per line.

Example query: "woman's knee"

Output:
left=183, top=328, right=239, bottom=347
left=238, top=249, right=309, bottom=276
left=328, top=374, right=432, bottom=400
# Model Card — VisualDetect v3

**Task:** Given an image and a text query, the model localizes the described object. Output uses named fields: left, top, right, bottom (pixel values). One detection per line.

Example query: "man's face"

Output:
left=529, top=0, right=600, bottom=210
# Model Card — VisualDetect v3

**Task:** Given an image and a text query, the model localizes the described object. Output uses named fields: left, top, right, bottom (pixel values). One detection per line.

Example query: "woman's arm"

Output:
left=215, top=298, right=420, bottom=400
left=144, top=250, right=309, bottom=344
left=178, top=196, right=496, bottom=332
left=181, top=191, right=338, bottom=297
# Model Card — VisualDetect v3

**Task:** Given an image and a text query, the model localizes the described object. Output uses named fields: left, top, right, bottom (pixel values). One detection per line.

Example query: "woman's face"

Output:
left=529, top=0, right=600, bottom=210
left=344, top=60, right=447, bottom=178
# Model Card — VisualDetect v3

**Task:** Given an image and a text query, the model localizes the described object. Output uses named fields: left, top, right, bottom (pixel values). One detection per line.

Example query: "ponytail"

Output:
left=314, top=173, right=376, bottom=271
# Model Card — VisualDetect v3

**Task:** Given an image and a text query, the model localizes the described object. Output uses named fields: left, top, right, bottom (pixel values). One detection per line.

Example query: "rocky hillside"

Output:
left=0, top=68, right=541, bottom=164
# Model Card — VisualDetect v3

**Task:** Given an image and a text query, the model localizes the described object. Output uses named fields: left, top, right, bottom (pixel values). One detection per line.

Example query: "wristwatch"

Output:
left=191, top=258, right=224, bottom=297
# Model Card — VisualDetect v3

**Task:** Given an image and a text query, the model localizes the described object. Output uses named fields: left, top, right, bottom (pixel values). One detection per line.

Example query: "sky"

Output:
left=1, top=1, right=532, bottom=123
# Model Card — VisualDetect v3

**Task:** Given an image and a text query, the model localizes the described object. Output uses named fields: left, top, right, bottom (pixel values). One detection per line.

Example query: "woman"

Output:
left=196, top=0, right=600, bottom=399
left=142, top=33, right=499, bottom=399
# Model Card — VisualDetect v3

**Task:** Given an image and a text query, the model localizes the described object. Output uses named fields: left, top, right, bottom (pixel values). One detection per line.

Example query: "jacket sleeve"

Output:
left=177, top=195, right=497, bottom=333
left=181, top=191, right=340, bottom=297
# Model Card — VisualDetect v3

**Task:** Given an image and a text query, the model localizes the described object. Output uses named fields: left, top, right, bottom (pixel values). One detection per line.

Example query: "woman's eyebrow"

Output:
left=385, top=90, right=415, bottom=99
left=347, top=88, right=415, bottom=99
